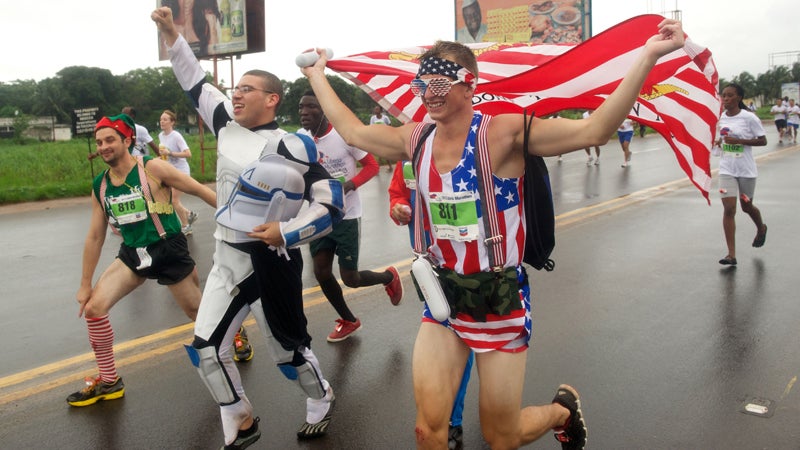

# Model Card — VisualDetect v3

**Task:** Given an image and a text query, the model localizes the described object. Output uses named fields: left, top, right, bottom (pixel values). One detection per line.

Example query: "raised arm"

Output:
left=152, top=6, right=232, bottom=136
left=302, top=54, right=413, bottom=162
left=151, top=7, right=180, bottom=47
left=526, top=19, right=687, bottom=157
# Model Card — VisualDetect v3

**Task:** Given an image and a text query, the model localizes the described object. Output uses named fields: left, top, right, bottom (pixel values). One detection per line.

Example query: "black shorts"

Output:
left=775, top=119, right=787, bottom=130
left=117, top=233, right=195, bottom=285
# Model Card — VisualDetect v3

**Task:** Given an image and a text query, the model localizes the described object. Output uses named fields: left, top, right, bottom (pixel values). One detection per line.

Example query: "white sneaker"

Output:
left=188, top=210, right=198, bottom=225
left=182, top=224, right=193, bottom=236
left=586, top=156, right=593, bottom=166
left=594, top=158, right=600, bottom=165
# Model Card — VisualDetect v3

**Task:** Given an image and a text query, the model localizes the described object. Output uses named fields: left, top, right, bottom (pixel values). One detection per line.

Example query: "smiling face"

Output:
left=462, top=3, right=482, bottom=37
left=231, top=74, right=278, bottom=129
left=95, top=127, right=131, bottom=166
left=417, top=75, right=470, bottom=120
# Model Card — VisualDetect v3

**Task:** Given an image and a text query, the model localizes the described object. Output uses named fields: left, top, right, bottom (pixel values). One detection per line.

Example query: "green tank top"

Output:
left=92, top=156, right=182, bottom=248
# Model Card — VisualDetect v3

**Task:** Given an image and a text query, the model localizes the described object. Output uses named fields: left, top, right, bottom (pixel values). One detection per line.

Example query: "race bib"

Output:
left=722, top=143, right=743, bottom=157
left=428, top=191, right=479, bottom=241
left=330, top=170, right=347, bottom=184
left=402, top=163, right=416, bottom=190
left=108, top=192, right=147, bottom=225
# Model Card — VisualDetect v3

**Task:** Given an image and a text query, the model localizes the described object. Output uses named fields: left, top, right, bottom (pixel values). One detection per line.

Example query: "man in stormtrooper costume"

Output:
left=152, top=7, right=344, bottom=449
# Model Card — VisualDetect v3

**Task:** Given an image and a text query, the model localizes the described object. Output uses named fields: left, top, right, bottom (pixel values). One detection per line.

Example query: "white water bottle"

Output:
left=295, top=48, right=334, bottom=68
left=411, top=257, right=450, bottom=322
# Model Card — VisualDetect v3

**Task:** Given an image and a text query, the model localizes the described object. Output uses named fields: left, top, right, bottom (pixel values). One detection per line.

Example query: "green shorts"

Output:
left=309, top=218, right=361, bottom=270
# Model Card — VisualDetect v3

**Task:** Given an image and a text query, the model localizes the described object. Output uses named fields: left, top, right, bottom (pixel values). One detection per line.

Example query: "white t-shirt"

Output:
left=716, top=109, right=765, bottom=178
left=158, top=130, right=191, bottom=174
left=370, top=114, right=391, bottom=126
left=132, top=123, right=154, bottom=157
left=786, top=105, right=800, bottom=125
left=770, top=104, right=786, bottom=120
left=618, top=119, right=634, bottom=132
left=298, top=127, right=368, bottom=219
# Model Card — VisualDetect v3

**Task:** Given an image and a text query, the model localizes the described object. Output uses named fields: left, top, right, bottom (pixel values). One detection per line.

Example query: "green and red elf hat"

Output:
left=95, top=113, right=136, bottom=152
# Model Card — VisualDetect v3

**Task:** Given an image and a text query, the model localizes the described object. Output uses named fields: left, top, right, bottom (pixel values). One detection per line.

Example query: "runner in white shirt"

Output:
left=785, top=99, right=799, bottom=143
left=714, top=83, right=768, bottom=266
left=121, top=106, right=159, bottom=157
left=769, top=98, right=787, bottom=143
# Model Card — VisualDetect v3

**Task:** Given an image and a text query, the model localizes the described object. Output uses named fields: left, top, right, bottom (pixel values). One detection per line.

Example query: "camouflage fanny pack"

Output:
left=413, top=265, right=521, bottom=321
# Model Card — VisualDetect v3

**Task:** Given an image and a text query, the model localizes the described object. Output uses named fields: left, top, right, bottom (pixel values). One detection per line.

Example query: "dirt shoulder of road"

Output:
left=0, top=182, right=216, bottom=216
left=0, top=196, right=92, bottom=216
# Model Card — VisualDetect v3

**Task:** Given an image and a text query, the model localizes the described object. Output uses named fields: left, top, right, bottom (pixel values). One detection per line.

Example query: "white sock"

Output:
left=306, top=383, right=333, bottom=424
left=220, top=396, right=253, bottom=445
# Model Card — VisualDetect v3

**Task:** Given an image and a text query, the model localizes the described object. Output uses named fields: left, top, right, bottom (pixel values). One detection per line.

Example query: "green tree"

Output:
left=11, top=113, right=31, bottom=143
left=792, top=62, right=800, bottom=85
left=731, top=71, right=757, bottom=98
left=30, top=67, right=121, bottom=123
left=0, top=80, right=37, bottom=116
left=758, top=65, right=793, bottom=102
left=118, top=67, right=197, bottom=127
left=279, top=75, right=375, bottom=126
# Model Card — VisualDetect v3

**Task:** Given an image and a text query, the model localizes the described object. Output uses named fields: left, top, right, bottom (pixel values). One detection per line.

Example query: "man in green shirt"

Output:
left=67, top=114, right=216, bottom=407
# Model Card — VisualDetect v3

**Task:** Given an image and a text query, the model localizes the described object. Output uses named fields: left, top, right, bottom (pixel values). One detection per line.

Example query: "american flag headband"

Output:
left=416, top=57, right=477, bottom=88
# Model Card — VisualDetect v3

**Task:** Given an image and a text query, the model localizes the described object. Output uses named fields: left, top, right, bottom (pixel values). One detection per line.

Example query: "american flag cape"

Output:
left=325, top=15, right=719, bottom=202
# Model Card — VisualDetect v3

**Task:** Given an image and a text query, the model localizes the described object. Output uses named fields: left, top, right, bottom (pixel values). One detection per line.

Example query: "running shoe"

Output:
left=594, top=158, right=600, bottom=166
left=586, top=157, right=593, bottom=166
left=384, top=266, right=403, bottom=306
left=297, top=390, right=335, bottom=439
left=182, top=224, right=193, bottom=236
left=552, top=384, right=587, bottom=450
left=327, top=318, right=361, bottom=343
left=188, top=210, right=198, bottom=225
left=448, top=424, right=464, bottom=450
left=752, top=224, right=767, bottom=248
left=66, top=376, right=125, bottom=407
left=233, top=326, right=254, bottom=362
left=222, top=416, right=261, bottom=450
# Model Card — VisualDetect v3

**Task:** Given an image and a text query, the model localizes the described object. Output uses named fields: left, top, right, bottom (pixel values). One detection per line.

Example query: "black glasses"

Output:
left=233, top=85, right=275, bottom=95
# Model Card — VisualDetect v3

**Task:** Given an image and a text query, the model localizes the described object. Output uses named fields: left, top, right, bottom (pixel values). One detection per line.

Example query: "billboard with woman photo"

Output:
left=157, top=0, right=264, bottom=59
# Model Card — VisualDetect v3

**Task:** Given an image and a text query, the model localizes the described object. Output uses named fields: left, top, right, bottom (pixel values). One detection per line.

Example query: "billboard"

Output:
left=781, top=82, right=799, bottom=102
left=157, top=0, right=265, bottom=60
left=455, top=0, right=591, bottom=45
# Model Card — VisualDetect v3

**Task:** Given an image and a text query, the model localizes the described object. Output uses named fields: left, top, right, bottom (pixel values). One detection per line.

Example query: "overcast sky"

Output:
left=1, top=0, right=798, bottom=86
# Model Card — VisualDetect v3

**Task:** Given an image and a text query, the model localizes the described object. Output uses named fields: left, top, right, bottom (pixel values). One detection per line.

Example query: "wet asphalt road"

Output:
left=1, top=127, right=798, bottom=449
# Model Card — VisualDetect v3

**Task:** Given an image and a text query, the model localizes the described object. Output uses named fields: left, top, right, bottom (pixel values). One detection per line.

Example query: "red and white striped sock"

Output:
left=86, top=314, right=117, bottom=383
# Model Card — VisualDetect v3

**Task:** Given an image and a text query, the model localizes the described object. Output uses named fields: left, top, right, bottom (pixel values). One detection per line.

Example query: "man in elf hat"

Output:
left=67, top=113, right=216, bottom=407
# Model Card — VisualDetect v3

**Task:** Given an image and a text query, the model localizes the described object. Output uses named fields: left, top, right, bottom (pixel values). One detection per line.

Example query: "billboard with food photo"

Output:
left=157, top=0, right=265, bottom=60
left=455, top=0, right=591, bottom=45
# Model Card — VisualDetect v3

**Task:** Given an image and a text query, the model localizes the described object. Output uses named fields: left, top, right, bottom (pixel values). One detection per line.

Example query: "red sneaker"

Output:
left=327, top=318, right=361, bottom=342
left=384, top=266, right=403, bottom=306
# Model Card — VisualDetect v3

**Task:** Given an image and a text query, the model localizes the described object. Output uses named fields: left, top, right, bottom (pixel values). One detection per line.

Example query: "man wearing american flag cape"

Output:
left=303, top=18, right=687, bottom=450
